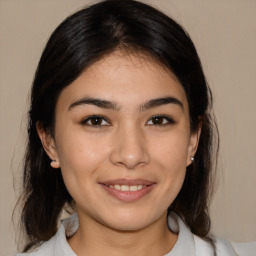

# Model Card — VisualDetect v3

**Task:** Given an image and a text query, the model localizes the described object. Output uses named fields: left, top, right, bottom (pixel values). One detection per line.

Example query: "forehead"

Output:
left=56, top=51, right=188, bottom=111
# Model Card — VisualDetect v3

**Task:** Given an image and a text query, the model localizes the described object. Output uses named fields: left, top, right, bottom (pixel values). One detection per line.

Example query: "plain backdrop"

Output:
left=0, top=0, right=255, bottom=255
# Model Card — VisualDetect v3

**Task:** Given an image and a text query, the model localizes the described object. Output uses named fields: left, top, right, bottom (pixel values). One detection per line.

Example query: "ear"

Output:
left=186, top=123, right=202, bottom=166
left=36, top=122, right=60, bottom=169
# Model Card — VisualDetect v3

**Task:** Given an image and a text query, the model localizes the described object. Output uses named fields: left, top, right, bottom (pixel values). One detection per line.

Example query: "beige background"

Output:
left=0, top=0, right=255, bottom=255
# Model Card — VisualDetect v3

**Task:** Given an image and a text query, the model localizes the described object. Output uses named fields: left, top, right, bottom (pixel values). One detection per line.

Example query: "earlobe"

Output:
left=187, top=124, right=202, bottom=166
left=50, top=160, right=60, bottom=169
left=36, top=122, right=60, bottom=168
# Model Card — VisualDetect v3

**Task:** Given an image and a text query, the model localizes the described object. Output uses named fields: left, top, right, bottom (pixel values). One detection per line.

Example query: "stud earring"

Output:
left=50, top=160, right=60, bottom=168
left=190, top=157, right=195, bottom=162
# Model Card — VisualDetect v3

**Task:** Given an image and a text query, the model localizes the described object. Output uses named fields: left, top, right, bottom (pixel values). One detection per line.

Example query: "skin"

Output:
left=38, top=51, right=200, bottom=256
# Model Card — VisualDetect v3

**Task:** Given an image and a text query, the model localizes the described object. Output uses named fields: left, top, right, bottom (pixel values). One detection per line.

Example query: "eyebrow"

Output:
left=68, top=96, right=183, bottom=112
left=68, top=97, right=120, bottom=111
left=139, top=97, right=184, bottom=111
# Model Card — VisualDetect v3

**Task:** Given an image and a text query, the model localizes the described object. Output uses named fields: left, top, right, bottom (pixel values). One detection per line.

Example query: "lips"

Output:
left=99, top=179, right=156, bottom=202
left=108, top=184, right=147, bottom=192
left=101, top=179, right=154, bottom=186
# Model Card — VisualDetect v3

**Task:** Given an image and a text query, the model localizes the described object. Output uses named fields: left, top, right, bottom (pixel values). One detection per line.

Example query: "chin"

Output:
left=101, top=210, right=158, bottom=231
left=107, top=219, right=149, bottom=232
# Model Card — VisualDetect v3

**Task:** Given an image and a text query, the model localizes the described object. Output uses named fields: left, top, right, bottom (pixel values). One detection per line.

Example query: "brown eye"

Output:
left=90, top=116, right=103, bottom=125
left=147, top=115, right=175, bottom=126
left=152, top=116, right=164, bottom=125
left=81, top=115, right=110, bottom=126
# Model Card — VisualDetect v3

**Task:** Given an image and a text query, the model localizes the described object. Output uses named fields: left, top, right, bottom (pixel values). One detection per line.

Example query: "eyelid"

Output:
left=80, top=115, right=111, bottom=127
left=146, top=115, right=176, bottom=125
left=80, top=114, right=175, bottom=127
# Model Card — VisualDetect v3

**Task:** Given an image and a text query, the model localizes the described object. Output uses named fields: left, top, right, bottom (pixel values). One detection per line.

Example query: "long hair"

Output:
left=19, top=0, right=218, bottom=252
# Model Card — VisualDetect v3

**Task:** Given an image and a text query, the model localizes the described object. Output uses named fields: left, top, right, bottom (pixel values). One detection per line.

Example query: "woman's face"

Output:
left=41, top=51, right=199, bottom=231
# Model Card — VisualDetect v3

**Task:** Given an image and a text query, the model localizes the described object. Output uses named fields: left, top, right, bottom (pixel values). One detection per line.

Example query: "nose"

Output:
left=109, top=125, right=150, bottom=170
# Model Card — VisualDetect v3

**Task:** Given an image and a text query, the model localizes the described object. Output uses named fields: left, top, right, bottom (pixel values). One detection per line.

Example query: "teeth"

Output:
left=129, top=185, right=138, bottom=191
left=108, top=184, right=147, bottom=191
left=121, top=185, right=129, bottom=191
left=114, top=185, right=120, bottom=190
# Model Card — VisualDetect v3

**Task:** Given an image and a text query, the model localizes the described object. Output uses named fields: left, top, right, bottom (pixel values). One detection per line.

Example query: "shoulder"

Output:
left=215, top=237, right=238, bottom=255
left=194, top=235, right=237, bottom=256
left=194, top=234, right=256, bottom=256
left=231, top=241, right=256, bottom=256
left=168, top=212, right=237, bottom=256
left=215, top=238, right=256, bottom=256
left=13, top=214, right=79, bottom=256
left=13, top=235, right=58, bottom=256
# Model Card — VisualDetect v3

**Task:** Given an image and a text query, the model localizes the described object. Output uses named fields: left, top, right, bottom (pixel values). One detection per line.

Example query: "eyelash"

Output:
left=80, top=115, right=175, bottom=128
left=80, top=115, right=111, bottom=127
left=147, top=115, right=175, bottom=126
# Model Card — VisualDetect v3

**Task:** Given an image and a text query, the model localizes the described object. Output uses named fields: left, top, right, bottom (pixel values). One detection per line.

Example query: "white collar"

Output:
left=165, top=212, right=196, bottom=256
left=53, top=212, right=197, bottom=256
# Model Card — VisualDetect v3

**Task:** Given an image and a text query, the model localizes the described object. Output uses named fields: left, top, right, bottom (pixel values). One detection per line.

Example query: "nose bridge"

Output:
left=110, top=122, right=149, bottom=169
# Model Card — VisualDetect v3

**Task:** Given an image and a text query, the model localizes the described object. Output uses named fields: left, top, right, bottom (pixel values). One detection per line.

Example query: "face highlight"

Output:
left=39, top=51, right=199, bottom=232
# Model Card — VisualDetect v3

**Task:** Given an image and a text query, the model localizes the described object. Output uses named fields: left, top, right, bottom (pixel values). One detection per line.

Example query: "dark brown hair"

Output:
left=18, top=0, right=218, bottom=253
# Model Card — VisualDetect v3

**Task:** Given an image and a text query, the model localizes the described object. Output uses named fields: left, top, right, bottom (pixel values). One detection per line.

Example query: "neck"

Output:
left=68, top=211, right=177, bottom=256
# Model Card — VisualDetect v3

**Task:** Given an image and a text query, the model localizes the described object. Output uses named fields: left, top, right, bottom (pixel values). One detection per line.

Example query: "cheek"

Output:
left=55, top=128, right=109, bottom=181
left=55, top=131, right=110, bottom=203
left=151, top=129, right=190, bottom=169
left=150, top=129, right=189, bottom=196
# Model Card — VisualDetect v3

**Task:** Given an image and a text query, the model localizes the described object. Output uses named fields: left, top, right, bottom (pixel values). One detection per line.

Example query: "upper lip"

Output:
left=100, top=179, right=155, bottom=186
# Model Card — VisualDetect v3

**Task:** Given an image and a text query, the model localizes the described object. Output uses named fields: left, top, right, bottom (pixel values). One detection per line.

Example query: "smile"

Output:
left=99, top=179, right=155, bottom=202
left=108, top=184, right=147, bottom=191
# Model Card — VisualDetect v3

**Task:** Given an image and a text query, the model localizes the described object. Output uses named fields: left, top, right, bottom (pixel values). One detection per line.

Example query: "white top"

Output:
left=15, top=213, right=256, bottom=256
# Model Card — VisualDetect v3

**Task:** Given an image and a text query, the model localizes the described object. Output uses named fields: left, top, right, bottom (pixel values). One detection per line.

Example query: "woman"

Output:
left=15, top=0, right=253, bottom=255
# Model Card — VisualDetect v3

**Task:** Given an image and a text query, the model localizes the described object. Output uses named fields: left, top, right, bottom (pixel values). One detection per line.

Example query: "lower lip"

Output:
left=100, top=184, right=155, bottom=202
